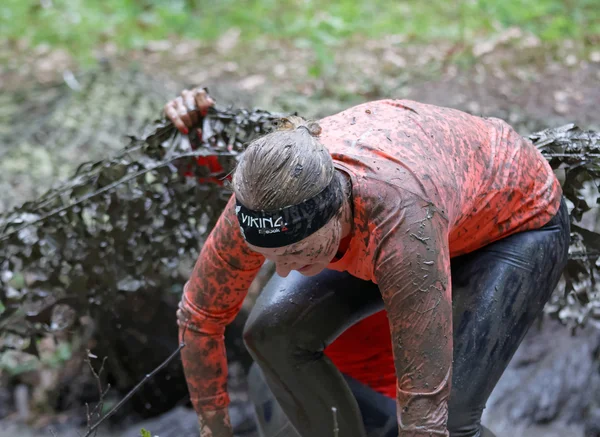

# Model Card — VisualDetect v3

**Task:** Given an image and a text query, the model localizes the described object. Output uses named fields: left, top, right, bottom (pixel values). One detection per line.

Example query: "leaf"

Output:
left=116, top=277, right=144, bottom=293
left=140, top=429, right=152, bottom=437
left=49, top=304, right=76, bottom=331
left=22, top=337, right=40, bottom=358
left=7, top=272, right=25, bottom=290
left=572, top=224, right=600, bottom=252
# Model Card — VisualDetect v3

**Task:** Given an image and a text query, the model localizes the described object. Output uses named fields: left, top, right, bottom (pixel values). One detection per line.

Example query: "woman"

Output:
left=166, top=88, right=570, bottom=437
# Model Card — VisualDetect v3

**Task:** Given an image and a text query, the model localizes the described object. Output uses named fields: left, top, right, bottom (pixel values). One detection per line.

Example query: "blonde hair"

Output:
left=232, top=116, right=336, bottom=210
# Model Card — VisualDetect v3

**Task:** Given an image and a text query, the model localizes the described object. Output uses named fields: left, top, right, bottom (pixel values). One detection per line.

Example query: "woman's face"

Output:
left=247, top=216, right=342, bottom=277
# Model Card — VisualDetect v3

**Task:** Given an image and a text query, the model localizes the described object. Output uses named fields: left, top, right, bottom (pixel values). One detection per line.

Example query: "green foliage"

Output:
left=0, top=338, right=72, bottom=375
left=140, top=428, right=152, bottom=437
left=0, top=349, right=39, bottom=375
left=1, top=0, right=598, bottom=68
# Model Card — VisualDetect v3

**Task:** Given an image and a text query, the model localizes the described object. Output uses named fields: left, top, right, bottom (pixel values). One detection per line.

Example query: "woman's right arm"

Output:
left=166, top=88, right=264, bottom=436
left=177, top=195, right=265, bottom=436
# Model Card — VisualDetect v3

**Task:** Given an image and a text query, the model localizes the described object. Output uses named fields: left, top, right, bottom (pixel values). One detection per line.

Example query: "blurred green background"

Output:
left=2, top=0, right=599, bottom=65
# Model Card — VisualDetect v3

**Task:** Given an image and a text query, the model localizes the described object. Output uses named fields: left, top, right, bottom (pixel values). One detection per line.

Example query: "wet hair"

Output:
left=233, top=116, right=337, bottom=210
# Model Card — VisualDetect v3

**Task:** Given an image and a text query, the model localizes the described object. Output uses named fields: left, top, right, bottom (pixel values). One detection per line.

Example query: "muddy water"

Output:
left=484, top=420, right=583, bottom=437
left=0, top=412, right=582, bottom=437
left=0, top=422, right=112, bottom=437
left=1, top=318, right=593, bottom=437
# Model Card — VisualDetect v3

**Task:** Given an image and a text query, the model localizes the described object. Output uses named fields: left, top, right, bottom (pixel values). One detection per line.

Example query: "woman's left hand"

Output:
left=164, top=87, right=215, bottom=135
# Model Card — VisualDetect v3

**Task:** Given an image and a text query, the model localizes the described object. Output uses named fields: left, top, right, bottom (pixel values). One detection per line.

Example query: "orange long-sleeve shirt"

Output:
left=177, top=100, right=561, bottom=435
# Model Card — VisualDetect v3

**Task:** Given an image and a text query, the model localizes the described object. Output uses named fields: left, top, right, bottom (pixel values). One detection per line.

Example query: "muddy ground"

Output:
left=1, top=33, right=600, bottom=437
left=2, top=316, right=596, bottom=437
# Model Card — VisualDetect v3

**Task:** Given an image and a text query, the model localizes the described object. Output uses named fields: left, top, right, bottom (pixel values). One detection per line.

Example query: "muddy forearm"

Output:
left=375, top=203, right=453, bottom=435
left=178, top=312, right=232, bottom=435
left=177, top=303, right=231, bottom=410
left=387, top=281, right=453, bottom=436
left=198, top=408, right=233, bottom=437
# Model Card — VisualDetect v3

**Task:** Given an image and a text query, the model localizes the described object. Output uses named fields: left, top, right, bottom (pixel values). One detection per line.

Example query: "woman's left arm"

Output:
left=374, top=196, right=453, bottom=437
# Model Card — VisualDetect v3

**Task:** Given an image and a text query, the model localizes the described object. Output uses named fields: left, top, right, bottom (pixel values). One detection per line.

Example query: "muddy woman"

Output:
left=165, top=88, right=570, bottom=437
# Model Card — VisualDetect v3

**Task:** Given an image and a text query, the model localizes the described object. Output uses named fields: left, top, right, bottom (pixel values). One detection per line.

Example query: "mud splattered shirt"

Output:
left=177, top=100, right=561, bottom=435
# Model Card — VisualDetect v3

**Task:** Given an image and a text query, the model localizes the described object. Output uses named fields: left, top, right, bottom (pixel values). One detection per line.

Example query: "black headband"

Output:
left=235, top=175, right=344, bottom=248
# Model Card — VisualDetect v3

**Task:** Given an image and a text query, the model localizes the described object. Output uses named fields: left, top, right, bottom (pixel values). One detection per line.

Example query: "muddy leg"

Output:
left=447, top=199, right=570, bottom=437
left=243, top=269, right=383, bottom=437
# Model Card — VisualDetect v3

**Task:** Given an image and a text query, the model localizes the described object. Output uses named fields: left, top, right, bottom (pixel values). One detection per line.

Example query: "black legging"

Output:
left=243, top=198, right=570, bottom=437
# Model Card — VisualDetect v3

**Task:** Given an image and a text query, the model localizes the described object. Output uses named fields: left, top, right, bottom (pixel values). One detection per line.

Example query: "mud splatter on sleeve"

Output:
left=374, top=193, right=452, bottom=437
left=177, top=194, right=265, bottom=412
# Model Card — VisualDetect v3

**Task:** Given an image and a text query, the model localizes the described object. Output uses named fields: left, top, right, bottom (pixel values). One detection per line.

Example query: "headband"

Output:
left=235, top=174, right=344, bottom=248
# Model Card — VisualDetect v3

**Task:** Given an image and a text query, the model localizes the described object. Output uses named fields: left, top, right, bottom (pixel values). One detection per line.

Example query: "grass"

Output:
left=1, top=0, right=599, bottom=66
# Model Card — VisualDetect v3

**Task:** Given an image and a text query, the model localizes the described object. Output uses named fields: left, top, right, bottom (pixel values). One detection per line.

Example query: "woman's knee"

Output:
left=243, top=272, right=313, bottom=358
left=243, top=309, right=323, bottom=366
left=243, top=307, right=287, bottom=358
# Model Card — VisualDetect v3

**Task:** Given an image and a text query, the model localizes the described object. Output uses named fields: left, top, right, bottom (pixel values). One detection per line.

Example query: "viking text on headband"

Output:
left=235, top=175, right=344, bottom=248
